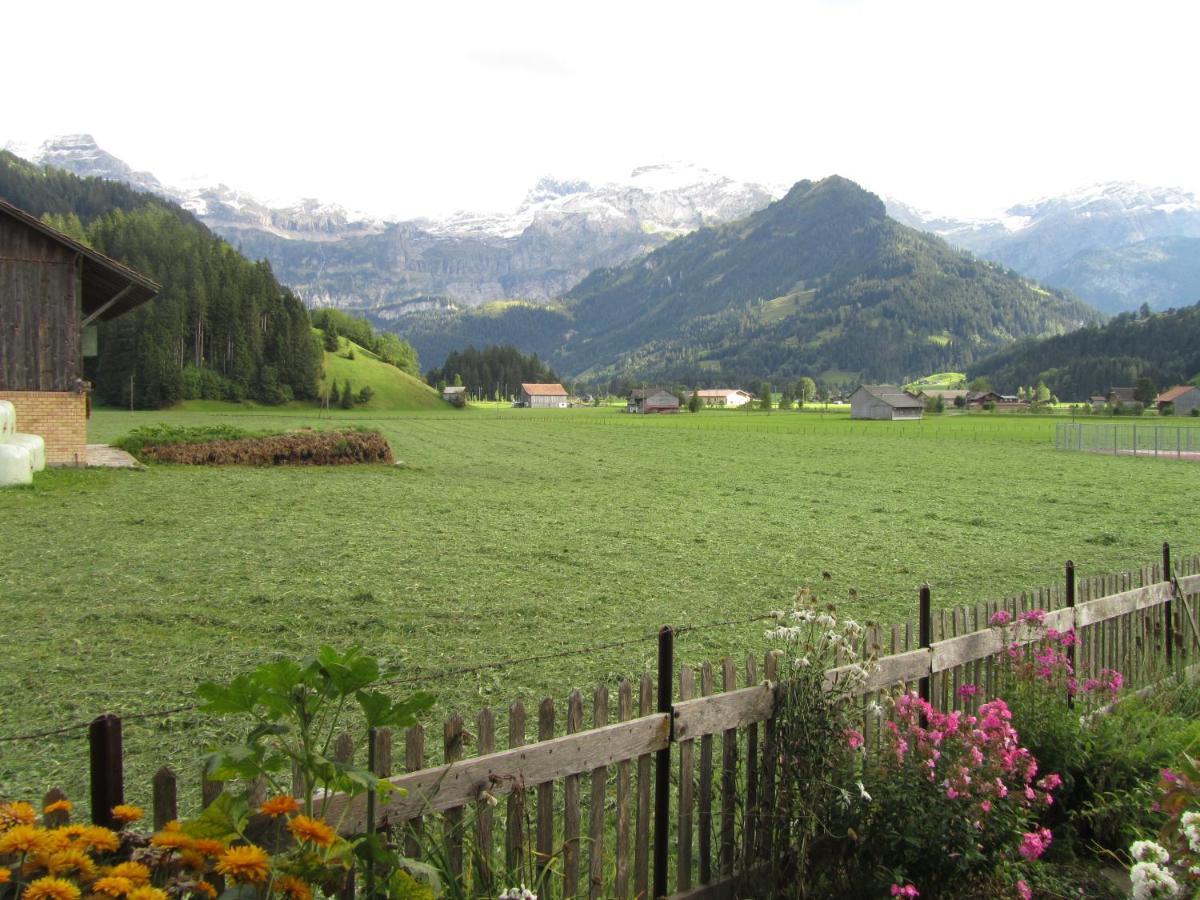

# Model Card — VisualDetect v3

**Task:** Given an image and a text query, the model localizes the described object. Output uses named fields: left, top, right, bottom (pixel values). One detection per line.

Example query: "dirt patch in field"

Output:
left=138, top=430, right=394, bottom=466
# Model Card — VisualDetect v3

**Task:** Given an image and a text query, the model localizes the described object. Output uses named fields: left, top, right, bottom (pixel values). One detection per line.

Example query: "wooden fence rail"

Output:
left=67, top=547, right=1199, bottom=899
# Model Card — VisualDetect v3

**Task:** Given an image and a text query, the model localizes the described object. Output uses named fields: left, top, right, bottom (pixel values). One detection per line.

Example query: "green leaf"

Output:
left=197, top=674, right=263, bottom=715
left=181, top=792, right=249, bottom=841
left=356, top=690, right=434, bottom=729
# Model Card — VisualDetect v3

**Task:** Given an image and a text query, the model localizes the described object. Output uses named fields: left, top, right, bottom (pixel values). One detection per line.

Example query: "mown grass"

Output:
left=1, top=406, right=1197, bottom=813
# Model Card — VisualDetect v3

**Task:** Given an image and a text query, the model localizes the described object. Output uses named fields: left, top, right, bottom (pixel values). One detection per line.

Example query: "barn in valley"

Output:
left=849, top=384, right=924, bottom=420
left=519, top=382, right=569, bottom=408
left=0, top=199, right=159, bottom=464
left=628, top=388, right=681, bottom=413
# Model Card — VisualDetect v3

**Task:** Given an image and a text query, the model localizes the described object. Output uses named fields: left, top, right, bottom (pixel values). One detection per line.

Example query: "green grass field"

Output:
left=2, top=406, right=1198, bottom=810
left=320, top=337, right=446, bottom=410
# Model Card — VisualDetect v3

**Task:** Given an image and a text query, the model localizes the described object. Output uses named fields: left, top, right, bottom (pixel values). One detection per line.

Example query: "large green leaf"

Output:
left=181, top=792, right=249, bottom=841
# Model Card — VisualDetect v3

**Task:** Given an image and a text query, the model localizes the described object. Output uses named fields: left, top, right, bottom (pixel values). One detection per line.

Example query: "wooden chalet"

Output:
left=628, top=388, right=680, bottom=413
left=1156, top=385, right=1200, bottom=416
left=0, top=199, right=159, bottom=464
left=519, top=382, right=568, bottom=408
left=849, top=385, right=923, bottom=420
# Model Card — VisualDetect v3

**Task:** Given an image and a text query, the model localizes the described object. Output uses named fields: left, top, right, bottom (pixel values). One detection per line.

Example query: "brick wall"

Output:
left=0, top=391, right=87, bottom=466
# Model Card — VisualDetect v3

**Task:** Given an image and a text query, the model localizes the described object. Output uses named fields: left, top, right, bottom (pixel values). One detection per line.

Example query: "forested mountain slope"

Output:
left=0, top=151, right=321, bottom=407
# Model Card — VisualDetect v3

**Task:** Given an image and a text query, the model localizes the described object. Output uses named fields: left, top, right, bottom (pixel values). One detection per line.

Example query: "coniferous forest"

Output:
left=423, top=344, right=560, bottom=395
left=0, top=151, right=322, bottom=408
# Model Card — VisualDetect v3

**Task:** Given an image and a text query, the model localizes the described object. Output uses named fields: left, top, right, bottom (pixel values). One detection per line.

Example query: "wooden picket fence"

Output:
left=71, top=547, right=1200, bottom=899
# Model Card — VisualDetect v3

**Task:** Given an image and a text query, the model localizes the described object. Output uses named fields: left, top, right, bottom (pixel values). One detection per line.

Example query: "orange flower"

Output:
left=215, top=845, right=270, bottom=884
left=0, top=802, right=37, bottom=830
left=22, top=876, right=81, bottom=900
left=286, top=816, right=335, bottom=849
left=42, top=801, right=72, bottom=817
left=257, top=795, right=299, bottom=818
left=190, top=839, right=225, bottom=859
left=148, top=831, right=192, bottom=851
left=0, top=825, right=54, bottom=856
left=46, top=849, right=95, bottom=881
left=126, top=888, right=168, bottom=900
left=0, top=867, right=10, bottom=884
left=105, top=863, right=150, bottom=886
left=274, top=875, right=312, bottom=900
left=178, top=850, right=206, bottom=873
left=110, top=806, right=143, bottom=826
left=76, top=827, right=119, bottom=853
left=194, top=881, right=217, bottom=900
left=92, top=876, right=134, bottom=898
left=57, top=825, right=86, bottom=841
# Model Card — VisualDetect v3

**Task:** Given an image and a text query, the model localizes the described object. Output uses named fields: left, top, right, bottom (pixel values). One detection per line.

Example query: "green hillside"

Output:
left=320, top=334, right=444, bottom=410
left=395, top=177, right=1102, bottom=386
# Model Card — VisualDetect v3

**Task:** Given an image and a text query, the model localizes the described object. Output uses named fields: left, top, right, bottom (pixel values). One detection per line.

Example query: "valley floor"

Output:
left=2, top=406, right=1197, bottom=809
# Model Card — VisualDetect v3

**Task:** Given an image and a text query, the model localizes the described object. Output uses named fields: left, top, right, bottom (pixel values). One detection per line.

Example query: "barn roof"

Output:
left=694, top=389, right=750, bottom=398
left=520, top=382, right=567, bottom=396
left=1156, top=385, right=1198, bottom=403
left=857, top=384, right=923, bottom=409
left=0, top=198, right=159, bottom=321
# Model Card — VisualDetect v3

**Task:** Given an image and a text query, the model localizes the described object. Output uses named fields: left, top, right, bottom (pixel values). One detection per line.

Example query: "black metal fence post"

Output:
left=654, top=626, right=674, bottom=899
left=918, top=586, right=932, bottom=708
left=89, top=714, right=123, bottom=828
left=1066, top=561, right=1076, bottom=710
left=1164, top=542, right=1175, bottom=670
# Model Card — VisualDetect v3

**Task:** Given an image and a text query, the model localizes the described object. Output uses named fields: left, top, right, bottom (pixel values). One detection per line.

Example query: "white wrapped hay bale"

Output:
left=0, top=443, right=32, bottom=487
left=11, top=433, right=45, bottom=472
left=0, top=400, right=14, bottom=441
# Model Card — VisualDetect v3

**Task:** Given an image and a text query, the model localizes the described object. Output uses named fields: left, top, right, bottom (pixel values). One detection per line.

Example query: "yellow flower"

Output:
left=0, top=867, right=10, bottom=884
left=46, top=849, right=96, bottom=881
left=148, top=831, right=192, bottom=851
left=105, top=863, right=150, bottom=886
left=0, top=825, right=54, bottom=856
left=257, top=796, right=299, bottom=818
left=92, top=876, right=134, bottom=897
left=0, top=802, right=37, bottom=830
left=190, top=839, right=225, bottom=859
left=215, top=845, right=270, bottom=884
left=110, top=806, right=143, bottom=826
left=57, top=826, right=86, bottom=840
left=22, top=876, right=81, bottom=900
left=178, top=851, right=206, bottom=873
left=42, top=801, right=72, bottom=817
left=126, top=888, right=168, bottom=900
left=76, top=827, right=119, bottom=853
left=286, top=816, right=336, bottom=849
left=194, top=882, right=217, bottom=900
left=161, top=821, right=180, bottom=833
left=273, top=875, right=312, bottom=900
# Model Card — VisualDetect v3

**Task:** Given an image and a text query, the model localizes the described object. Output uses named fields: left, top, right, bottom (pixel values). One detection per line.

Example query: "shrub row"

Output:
left=136, top=429, right=394, bottom=466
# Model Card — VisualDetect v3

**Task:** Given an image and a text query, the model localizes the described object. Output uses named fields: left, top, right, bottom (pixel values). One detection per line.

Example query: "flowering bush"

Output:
left=834, top=691, right=1059, bottom=896
left=1125, top=754, right=1200, bottom=897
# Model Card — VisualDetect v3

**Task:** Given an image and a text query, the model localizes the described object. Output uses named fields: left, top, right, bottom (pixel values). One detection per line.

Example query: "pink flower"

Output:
left=957, top=683, right=979, bottom=698
left=1037, top=773, right=1062, bottom=792
left=980, top=800, right=992, bottom=813
left=1019, top=827, right=1052, bottom=860
left=1016, top=879, right=1032, bottom=900
left=845, top=728, right=864, bottom=750
left=989, top=610, right=1012, bottom=627
left=890, top=885, right=919, bottom=898
left=1019, top=609, right=1046, bottom=626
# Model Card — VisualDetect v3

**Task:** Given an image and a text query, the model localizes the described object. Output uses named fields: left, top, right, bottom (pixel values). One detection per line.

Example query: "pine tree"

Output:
left=340, top=380, right=354, bottom=409
left=329, top=381, right=340, bottom=405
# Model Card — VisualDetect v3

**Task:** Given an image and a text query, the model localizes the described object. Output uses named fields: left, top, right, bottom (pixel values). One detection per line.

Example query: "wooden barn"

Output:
left=849, top=384, right=923, bottom=420
left=0, top=199, right=159, bottom=465
left=628, top=388, right=680, bottom=413
left=519, top=382, right=568, bottom=408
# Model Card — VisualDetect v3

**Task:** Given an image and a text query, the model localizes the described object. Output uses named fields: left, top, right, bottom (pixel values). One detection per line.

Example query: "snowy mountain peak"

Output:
left=1010, top=181, right=1200, bottom=220
left=30, top=134, right=165, bottom=194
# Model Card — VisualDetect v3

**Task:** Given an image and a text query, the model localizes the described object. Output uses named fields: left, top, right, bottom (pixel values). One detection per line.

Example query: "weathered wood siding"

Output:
left=0, top=216, right=82, bottom=391
left=524, top=391, right=565, bottom=408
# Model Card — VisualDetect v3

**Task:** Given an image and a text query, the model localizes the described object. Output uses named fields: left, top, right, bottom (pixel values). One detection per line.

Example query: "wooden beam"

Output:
left=325, top=713, right=670, bottom=831
left=672, top=683, right=774, bottom=742
left=1075, top=582, right=1175, bottom=628
left=80, top=283, right=133, bottom=327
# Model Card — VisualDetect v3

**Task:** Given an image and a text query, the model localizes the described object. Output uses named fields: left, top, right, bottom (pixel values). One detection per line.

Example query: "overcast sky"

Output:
left=6, top=0, right=1198, bottom=221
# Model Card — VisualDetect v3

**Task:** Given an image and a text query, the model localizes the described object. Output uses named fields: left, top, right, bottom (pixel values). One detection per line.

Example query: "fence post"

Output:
left=89, top=714, right=123, bottom=828
left=1164, top=542, right=1175, bottom=670
left=918, top=587, right=932, bottom=709
left=653, top=626, right=674, bottom=900
left=1065, top=561, right=1076, bottom=710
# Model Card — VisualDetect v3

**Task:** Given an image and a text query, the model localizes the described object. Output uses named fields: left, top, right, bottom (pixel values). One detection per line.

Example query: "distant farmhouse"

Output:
left=628, top=388, right=681, bottom=413
left=919, top=389, right=968, bottom=406
left=0, top=199, right=158, bottom=465
left=1156, top=385, right=1200, bottom=416
left=519, top=382, right=568, bottom=408
left=850, top=384, right=924, bottom=420
left=442, top=385, right=467, bottom=403
left=689, top=388, right=753, bottom=408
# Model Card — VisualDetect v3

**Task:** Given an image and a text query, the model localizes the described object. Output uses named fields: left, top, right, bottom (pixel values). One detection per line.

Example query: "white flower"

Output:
left=1130, top=861, right=1179, bottom=899
left=498, top=887, right=537, bottom=900
left=816, top=613, right=836, bottom=628
left=1131, top=840, right=1171, bottom=865
left=793, top=657, right=810, bottom=669
left=867, top=700, right=883, bottom=719
left=856, top=780, right=871, bottom=802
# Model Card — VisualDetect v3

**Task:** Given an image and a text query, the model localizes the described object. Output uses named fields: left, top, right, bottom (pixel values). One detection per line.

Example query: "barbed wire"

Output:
left=0, top=614, right=777, bottom=744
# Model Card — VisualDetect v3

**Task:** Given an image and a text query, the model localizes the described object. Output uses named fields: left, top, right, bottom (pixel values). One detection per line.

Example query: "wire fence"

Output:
left=1055, top=422, right=1200, bottom=459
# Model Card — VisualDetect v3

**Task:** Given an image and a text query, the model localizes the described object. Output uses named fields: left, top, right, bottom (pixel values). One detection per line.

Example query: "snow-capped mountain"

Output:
left=5, top=136, right=778, bottom=307
left=886, top=182, right=1200, bottom=313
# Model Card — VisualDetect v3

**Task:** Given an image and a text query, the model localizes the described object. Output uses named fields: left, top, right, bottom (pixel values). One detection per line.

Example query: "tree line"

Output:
left=423, top=344, right=560, bottom=399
